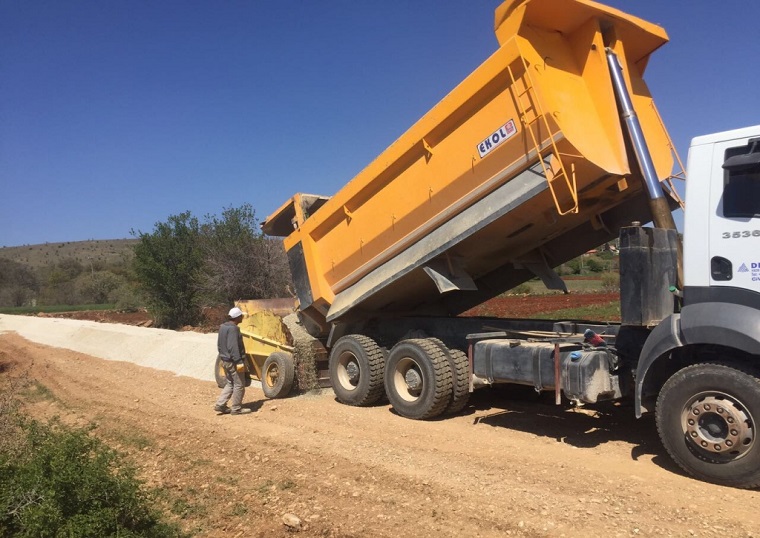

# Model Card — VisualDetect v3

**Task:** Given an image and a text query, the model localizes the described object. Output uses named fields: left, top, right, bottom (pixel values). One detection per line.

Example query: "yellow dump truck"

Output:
left=260, top=0, right=760, bottom=488
left=263, top=0, right=681, bottom=335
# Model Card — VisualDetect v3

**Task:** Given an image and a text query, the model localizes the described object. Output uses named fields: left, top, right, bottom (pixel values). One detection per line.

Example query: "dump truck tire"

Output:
left=656, top=362, right=760, bottom=489
left=446, top=348, right=470, bottom=414
left=385, top=339, right=453, bottom=420
left=262, top=352, right=295, bottom=399
left=427, top=339, right=470, bottom=415
left=328, top=335, right=386, bottom=406
left=214, top=356, right=226, bottom=389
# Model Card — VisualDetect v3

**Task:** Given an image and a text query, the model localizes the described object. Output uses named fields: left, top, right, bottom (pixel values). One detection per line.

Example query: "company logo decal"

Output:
left=477, top=119, right=517, bottom=158
left=738, top=263, right=749, bottom=272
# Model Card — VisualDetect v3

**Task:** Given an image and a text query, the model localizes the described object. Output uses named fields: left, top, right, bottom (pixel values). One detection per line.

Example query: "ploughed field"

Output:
left=40, top=292, right=622, bottom=327
left=462, top=292, right=620, bottom=319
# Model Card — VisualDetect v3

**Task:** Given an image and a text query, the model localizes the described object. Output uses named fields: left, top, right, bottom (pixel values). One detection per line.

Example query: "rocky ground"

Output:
left=1, top=327, right=759, bottom=537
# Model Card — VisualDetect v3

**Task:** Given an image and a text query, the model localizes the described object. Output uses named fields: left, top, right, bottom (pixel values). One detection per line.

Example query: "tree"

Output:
left=131, top=205, right=293, bottom=329
left=35, top=258, right=88, bottom=306
left=76, top=271, right=125, bottom=304
left=57, top=257, right=84, bottom=280
left=0, top=259, right=38, bottom=307
left=131, top=212, right=203, bottom=328
left=195, top=204, right=292, bottom=304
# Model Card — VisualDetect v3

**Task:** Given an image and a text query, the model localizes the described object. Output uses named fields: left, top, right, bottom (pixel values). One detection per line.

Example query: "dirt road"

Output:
left=2, top=331, right=759, bottom=537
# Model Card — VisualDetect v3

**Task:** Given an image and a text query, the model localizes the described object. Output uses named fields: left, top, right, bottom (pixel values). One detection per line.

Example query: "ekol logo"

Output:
left=477, top=119, right=517, bottom=158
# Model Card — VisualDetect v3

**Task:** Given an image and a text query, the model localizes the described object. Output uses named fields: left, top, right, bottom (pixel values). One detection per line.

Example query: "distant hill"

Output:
left=0, top=239, right=138, bottom=269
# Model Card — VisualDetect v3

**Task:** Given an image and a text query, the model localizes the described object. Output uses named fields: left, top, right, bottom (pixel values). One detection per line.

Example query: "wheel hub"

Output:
left=346, top=361, right=360, bottom=384
left=266, top=364, right=279, bottom=386
left=405, top=368, right=423, bottom=392
left=684, top=395, right=754, bottom=456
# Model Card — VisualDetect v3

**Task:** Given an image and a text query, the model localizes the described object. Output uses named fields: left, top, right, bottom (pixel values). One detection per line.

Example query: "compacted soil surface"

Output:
left=2, top=330, right=759, bottom=538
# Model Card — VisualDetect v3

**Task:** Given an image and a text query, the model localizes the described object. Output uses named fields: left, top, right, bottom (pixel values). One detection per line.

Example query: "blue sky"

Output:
left=1, top=1, right=757, bottom=247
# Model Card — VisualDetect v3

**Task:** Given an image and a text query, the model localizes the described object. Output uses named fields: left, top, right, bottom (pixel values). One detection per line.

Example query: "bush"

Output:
left=76, top=271, right=126, bottom=304
left=0, top=416, right=184, bottom=538
left=110, top=283, right=144, bottom=313
left=600, top=272, right=620, bottom=292
left=565, top=259, right=581, bottom=275
left=510, top=283, right=531, bottom=295
left=585, top=257, right=604, bottom=273
left=0, top=259, right=38, bottom=307
left=195, top=204, right=292, bottom=304
left=132, top=205, right=293, bottom=328
left=131, top=212, right=204, bottom=329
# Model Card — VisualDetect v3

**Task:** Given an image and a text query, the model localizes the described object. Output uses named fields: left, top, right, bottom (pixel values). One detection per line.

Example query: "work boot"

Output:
left=214, top=404, right=231, bottom=414
left=230, top=408, right=252, bottom=415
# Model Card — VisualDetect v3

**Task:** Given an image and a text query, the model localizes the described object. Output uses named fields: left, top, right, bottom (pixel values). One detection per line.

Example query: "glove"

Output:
left=235, top=362, right=246, bottom=374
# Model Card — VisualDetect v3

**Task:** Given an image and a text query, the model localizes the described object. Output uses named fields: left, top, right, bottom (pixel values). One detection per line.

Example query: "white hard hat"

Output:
left=228, top=307, right=244, bottom=319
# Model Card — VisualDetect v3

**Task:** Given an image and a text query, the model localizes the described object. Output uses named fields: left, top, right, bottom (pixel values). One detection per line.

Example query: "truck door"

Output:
left=708, top=134, right=760, bottom=294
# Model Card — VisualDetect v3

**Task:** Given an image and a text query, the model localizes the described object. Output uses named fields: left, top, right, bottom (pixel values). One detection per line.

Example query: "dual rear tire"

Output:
left=384, top=339, right=453, bottom=420
left=328, top=335, right=470, bottom=420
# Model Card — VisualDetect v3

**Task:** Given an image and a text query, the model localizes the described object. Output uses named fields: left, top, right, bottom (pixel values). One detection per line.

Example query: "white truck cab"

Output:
left=683, top=125, right=760, bottom=296
left=634, top=125, right=760, bottom=487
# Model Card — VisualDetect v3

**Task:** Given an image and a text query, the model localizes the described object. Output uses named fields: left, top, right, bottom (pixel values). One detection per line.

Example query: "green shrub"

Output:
left=131, top=212, right=204, bottom=329
left=600, top=272, right=620, bottom=292
left=565, top=259, right=581, bottom=275
left=110, top=283, right=144, bottom=313
left=0, top=417, right=184, bottom=538
left=585, top=257, right=604, bottom=273
left=510, top=283, right=531, bottom=295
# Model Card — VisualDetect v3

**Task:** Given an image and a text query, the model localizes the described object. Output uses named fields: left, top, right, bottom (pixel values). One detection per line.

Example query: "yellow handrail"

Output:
left=507, top=55, right=578, bottom=215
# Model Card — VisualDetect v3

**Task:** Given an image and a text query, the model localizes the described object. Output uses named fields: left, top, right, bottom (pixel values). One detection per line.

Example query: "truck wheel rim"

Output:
left=336, top=351, right=361, bottom=390
left=392, top=357, right=423, bottom=402
left=265, top=364, right=279, bottom=387
left=681, top=392, right=754, bottom=461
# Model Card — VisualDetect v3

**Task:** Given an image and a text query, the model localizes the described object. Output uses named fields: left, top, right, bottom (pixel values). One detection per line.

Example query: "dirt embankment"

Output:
left=1, top=329, right=759, bottom=538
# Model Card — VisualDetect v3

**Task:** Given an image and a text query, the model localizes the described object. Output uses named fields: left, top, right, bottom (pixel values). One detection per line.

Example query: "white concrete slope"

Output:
left=0, top=314, right=217, bottom=382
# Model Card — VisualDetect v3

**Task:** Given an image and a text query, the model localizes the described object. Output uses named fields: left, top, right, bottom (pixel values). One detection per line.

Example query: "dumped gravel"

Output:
left=0, top=314, right=217, bottom=382
left=282, top=313, right=321, bottom=391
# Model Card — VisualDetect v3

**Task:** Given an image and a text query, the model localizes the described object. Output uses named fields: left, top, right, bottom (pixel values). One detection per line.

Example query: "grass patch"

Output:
left=23, top=381, right=59, bottom=404
left=257, top=479, right=275, bottom=496
left=215, top=475, right=239, bottom=486
left=515, top=278, right=605, bottom=295
left=0, top=304, right=115, bottom=315
left=170, top=496, right=208, bottom=519
left=231, top=503, right=248, bottom=517
left=255, top=478, right=296, bottom=496
left=111, top=428, right=154, bottom=451
left=188, top=457, right=212, bottom=468
left=532, top=301, right=621, bottom=321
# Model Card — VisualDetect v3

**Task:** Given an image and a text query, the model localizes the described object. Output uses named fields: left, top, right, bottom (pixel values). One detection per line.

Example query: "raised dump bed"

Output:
left=263, top=0, right=681, bottom=336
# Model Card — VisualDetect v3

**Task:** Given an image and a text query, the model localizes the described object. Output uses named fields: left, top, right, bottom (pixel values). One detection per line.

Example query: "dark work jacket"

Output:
left=218, top=321, right=244, bottom=363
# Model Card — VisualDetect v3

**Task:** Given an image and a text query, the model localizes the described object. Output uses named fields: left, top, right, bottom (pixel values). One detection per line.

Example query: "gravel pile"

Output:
left=282, top=313, right=321, bottom=391
left=0, top=314, right=218, bottom=382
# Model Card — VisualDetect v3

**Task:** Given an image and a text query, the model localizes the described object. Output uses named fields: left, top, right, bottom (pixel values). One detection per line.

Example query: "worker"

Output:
left=214, top=307, right=252, bottom=415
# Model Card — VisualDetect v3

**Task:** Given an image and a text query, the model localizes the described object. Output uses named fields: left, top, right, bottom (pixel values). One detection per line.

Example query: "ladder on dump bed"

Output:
left=508, top=55, right=579, bottom=216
